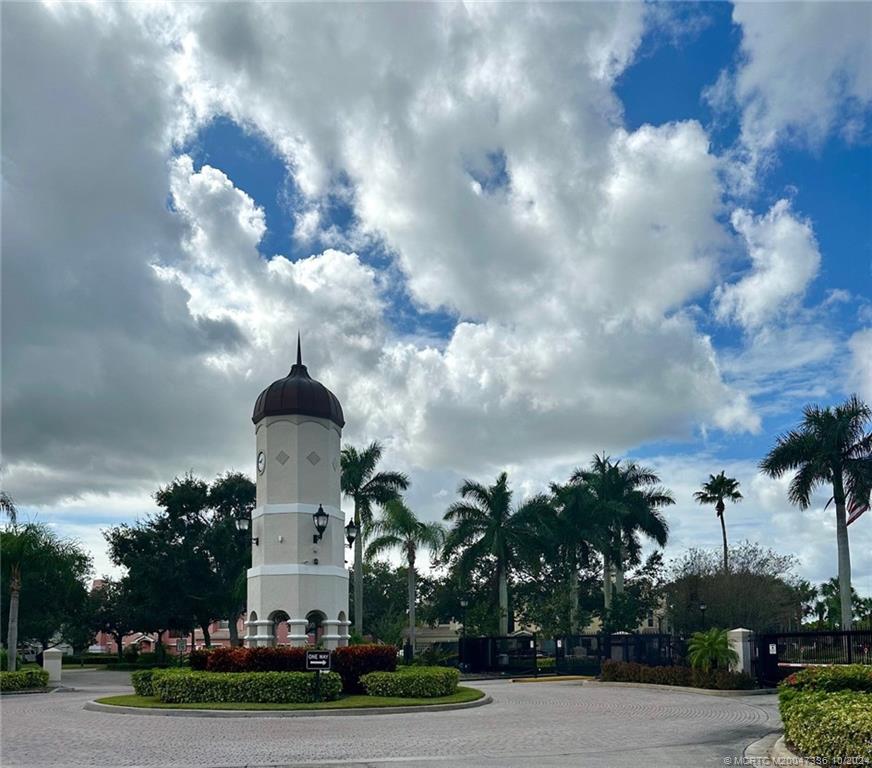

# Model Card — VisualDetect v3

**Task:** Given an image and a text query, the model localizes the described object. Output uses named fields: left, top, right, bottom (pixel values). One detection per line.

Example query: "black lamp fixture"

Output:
left=235, top=516, right=258, bottom=546
left=699, top=601, right=707, bottom=628
left=345, top=519, right=358, bottom=547
left=313, top=504, right=329, bottom=543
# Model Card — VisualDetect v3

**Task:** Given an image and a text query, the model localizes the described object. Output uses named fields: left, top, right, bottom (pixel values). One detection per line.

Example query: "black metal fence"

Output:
left=756, top=629, right=872, bottom=686
left=458, top=632, right=682, bottom=676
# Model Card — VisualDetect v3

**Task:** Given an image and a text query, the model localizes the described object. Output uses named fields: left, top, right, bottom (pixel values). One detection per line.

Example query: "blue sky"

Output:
left=3, top=2, right=871, bottom=591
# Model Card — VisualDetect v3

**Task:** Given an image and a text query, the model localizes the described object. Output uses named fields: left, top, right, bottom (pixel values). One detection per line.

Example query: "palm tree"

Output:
left=366, top=499, right=444, bottom=653
left=687, top=628, right=738, bottom=672
left=2, top=490, right=20, bottom=671
left=340, top=442, right=409, bottom=637
left=693, top=472, right=743, bottom=572
left=760, top=395, right=872, bottom=631
left=443, top=472, right=550, bottom=636
left=547, top=482, right=607, bottom=634
left=571, top=455, right=671, bottom=612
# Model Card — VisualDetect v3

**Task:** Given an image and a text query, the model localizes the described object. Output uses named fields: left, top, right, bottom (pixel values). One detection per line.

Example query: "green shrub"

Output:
left=151, top=670, right=342, bottom=704
left=188, top=648, right=212, bottom=670
left=687, top=629, right=739, bottom=672
left=205, top=646, right=307, bottom=673
left=779, top=688, right=872, bottom=762
left=131, top=669, right=156, bottom=696
left=780, top=665, right=872, bottom=693
left=0, top=668, right=50, bottom=691
left=537, top=657, right=556, bottom=670
left=600, top=660, right=754, bottom=690
left=122, top=645, right=140, bottom=663
left=361, top=666, right=460, bottom=698
left=333, top=644, right=397, bottom=694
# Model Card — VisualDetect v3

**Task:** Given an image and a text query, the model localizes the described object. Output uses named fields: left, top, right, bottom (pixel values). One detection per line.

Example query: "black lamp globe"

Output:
left=313, top=504, right=329, bottom=540
left=345, top=519, right=358, bottom=547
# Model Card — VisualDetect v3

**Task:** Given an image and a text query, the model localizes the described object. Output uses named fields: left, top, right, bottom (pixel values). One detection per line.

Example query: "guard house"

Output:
left=245, top=337, right=350, bottom=648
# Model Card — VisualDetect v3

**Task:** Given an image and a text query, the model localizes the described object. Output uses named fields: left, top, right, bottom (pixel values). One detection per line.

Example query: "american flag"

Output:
left=847, top=495, right=869, bottom=526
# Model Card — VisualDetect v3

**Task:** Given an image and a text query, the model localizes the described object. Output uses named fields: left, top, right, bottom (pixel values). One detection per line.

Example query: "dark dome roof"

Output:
left=252, top=337, right=344, bottom=428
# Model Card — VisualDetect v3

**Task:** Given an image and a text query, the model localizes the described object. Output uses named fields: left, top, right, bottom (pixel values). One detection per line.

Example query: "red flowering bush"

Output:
left=332, top=644, right=397, bottom=694
left=203, top=646, right=307, bottom=673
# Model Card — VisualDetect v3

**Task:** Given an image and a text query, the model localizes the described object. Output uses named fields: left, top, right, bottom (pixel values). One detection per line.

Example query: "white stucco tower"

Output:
left=245, top=337, right=350, bottom=649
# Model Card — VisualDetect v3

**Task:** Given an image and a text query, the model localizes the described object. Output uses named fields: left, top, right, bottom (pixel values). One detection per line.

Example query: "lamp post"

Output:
left=344, top=519, right=358, bottom=548
left=699, top=601, right=707, bottom=630
left=312, top=504, right=329, bottom=543
left=459, top=597, right=469, bottom=673
left=235, top=516, right=258, bottom=546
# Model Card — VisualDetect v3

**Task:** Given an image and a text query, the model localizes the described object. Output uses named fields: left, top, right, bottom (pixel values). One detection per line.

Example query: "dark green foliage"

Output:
left=1, top=523, right=92, bottom=649
left=779, top=665, right=872, bottom=693
left=600, top=660, right=755, bottom=690
left=188, top=649, right=212, bottom=670
left=332, top=644, right=397, bottom=693
left=361, top=666, right=459, bottom=698
left=666, top=542, right=807, bottom=633
left=151, top=670, right=342, bottom=704
left=131, top=669, right=156, bottom=696
left=0, top=668, right=50, bottom=691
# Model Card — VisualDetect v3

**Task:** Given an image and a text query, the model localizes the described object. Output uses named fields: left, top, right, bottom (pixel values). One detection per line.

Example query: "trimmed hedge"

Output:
left=188, top=648, right=212, bottom=671
left=333, top=645, right=397, bottom=694
left=0, top=668, right=50, bottom=691
left=132, top=669, right=158, bottom=696
left=204, top=646, right=308, bottom=673
left=600, top=660, right=755, bottom=690
left=780, top=664, right=872, bottom=693
left=361, top=666, right=460, bottom=698
left=151, top=670, right=341, bottom=704
left=779, top=688, right=872, bottom=762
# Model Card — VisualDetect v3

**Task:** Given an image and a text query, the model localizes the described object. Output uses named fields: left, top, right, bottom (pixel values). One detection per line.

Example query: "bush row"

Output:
left=780, top=664, right=872, bottom=693
left=361, top=666, right=460, bottom=698
left=600, top=660, right=755, bottom=690
left=0, top=668, right=50, bottom=691
left=149, top=669, right=342, bottom=704
left=188, top=645, right=398, bottom=694
left=779, top=688, right=872, bottom=762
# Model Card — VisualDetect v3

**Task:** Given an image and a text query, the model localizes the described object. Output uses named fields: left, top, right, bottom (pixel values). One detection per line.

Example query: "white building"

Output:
left=245, top=338, right=350, bottom=649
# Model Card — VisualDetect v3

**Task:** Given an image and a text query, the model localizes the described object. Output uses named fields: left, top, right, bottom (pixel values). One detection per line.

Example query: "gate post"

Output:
left=727, top=628, right=754, bottom=675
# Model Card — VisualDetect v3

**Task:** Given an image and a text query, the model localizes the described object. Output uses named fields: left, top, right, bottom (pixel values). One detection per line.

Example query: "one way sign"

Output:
left=305, top=650, right=331, bottom=670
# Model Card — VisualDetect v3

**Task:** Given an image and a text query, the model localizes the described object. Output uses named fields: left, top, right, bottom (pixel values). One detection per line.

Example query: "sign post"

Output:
left=305, top=650, right=331, bottom=702
left=177, top=637, right=188, bottom=667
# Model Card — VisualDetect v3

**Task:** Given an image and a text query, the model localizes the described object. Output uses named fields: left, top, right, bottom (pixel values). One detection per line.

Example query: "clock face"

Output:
left=257, top=451, right=266, bottom=475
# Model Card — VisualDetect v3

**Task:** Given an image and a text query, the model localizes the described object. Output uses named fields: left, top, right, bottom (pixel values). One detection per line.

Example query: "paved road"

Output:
left=1, top=669, right=780, bottom=767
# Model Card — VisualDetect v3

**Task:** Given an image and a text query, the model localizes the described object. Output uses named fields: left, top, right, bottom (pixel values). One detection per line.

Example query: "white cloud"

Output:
left=848, top=329, right=872, bottom=401
left=714, top=200, right=820, bottom=330
left=725, top=2, right=872, bottom=184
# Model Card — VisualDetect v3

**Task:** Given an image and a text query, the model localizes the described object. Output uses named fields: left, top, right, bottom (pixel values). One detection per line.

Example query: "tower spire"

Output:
left=296, top=331, right=302, bottom=366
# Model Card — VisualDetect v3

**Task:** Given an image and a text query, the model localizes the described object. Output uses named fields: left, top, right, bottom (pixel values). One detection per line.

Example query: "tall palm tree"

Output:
left=693, top=472, right=743, bottom=572
left=366, top=499, right=444, bottom=652
left=443, top=472, right=550, bottom=636
left=760, top=395, right=871, bottom=631
left=547, top=482, right=607, bottom=634
left=572, top=455, right=671, bottom=612
left=2, top=491, right=20, bottom=671
left=340, top=442, right=409, bottom=637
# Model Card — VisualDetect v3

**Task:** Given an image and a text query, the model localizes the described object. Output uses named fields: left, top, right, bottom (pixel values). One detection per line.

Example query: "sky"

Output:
left=2, top=2, right=871, bottom=596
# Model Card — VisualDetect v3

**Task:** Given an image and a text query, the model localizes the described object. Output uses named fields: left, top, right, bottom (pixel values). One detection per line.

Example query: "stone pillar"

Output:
left=245, top=620, right=274, bottom=648
left=288, top=619, right=309, bottom=647
left=338, top=620, right=351, bottom=647
left=728, top=628, right=754, bottom=675
left=42, top=648, right=63, bottom=684
left=321, top=620, right=341, bottom=650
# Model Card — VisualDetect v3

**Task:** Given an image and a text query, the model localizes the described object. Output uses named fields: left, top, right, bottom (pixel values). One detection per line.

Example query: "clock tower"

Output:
left=245, top=336, right=350, bottom=648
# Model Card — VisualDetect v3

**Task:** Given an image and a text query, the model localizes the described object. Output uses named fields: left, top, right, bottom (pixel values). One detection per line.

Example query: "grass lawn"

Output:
left=96, top=685, right=485, bottom=711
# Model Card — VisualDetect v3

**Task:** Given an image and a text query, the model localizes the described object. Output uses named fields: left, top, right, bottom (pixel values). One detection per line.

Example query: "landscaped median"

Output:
left=778, top=665, right=872, bottom=763
left=92, top=661, right=486, bottom=714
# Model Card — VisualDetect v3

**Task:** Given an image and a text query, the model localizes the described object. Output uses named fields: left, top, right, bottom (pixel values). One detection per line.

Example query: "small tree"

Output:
left=687, top=628, right=738, bottom=672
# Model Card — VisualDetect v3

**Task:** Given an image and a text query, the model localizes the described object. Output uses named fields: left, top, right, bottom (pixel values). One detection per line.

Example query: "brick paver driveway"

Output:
left=1, top=669, right=780, bottom=767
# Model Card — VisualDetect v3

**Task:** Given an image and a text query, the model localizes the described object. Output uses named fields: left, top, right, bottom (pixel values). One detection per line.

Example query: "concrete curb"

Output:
left=583, top=680, right=778, bottom=697
left=83, top=694, right=492, bottom=718
left=744, top=732, right=818, bottom=766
